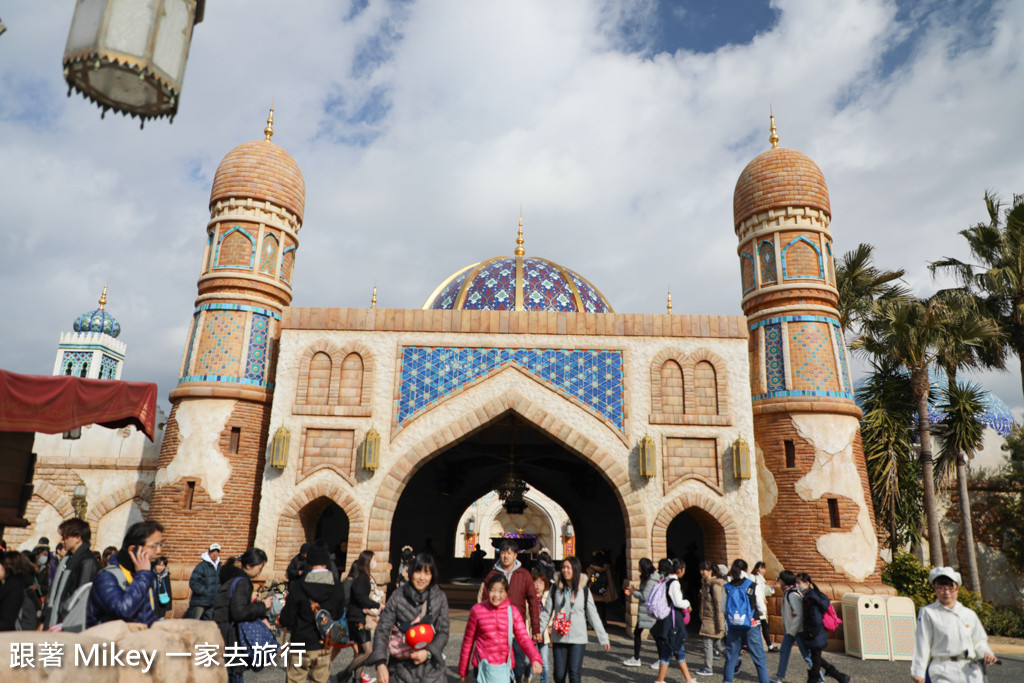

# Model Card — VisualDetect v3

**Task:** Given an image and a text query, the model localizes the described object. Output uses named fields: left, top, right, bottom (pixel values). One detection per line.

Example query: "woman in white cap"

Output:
left=911, top=566, right=998, bottom=683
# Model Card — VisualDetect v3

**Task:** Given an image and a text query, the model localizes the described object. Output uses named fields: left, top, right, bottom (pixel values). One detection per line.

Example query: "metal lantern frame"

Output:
left=639, top=433, right=656, bottom=479
left=63, top=0, right=205, bottom=124
left=268, top=426, right=290, bottom=469
left=732, top=434, right=751, bottom=480
left=360, top=427, right=381, bottom=471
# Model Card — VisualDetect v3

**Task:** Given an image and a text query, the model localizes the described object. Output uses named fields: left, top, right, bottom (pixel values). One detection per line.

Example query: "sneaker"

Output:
left=623, top=657, right=642, bottom=667
left=695, top=667, right=714, bottom=676
left=360, top=675, right=376, bottom=683
left=768, top=644, right=780, bottom=652
left=651, top=661, right=662, bottom=669
left=772, top=678, right=785, bottom=683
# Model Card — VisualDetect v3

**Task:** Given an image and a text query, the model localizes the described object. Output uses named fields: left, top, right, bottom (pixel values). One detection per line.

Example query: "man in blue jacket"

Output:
left=186, top=542, right=222, bottom=620
left=86, top=520, right=163, bottom=627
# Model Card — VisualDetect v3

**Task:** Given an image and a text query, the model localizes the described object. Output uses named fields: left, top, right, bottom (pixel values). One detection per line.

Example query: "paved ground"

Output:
left=251, top=616, right=1024, bottom=682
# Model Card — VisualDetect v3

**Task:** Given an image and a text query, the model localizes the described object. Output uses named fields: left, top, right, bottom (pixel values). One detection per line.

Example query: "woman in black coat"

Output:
left=342, top=550, right=382, bottom=683
left=797, top=573, right=849, bottom=683
left=0, top=552, right=36, bottom=631
left=212, top=548, right=273, bottom=683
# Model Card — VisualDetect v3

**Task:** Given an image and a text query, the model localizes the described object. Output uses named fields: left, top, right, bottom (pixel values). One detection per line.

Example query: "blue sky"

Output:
left=1, top=0, right=1023, bottom=420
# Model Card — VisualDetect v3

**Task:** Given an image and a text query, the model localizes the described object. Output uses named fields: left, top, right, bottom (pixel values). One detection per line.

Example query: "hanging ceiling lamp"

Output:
left=63, top=0, right=205, bottom=126
left=495, top=444, right=529, bottom=515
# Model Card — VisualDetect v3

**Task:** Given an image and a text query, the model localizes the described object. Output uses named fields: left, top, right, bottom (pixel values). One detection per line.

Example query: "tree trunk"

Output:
left=958, top=453, right=982, bottom=592
left=913, top=368, right=944, bottom=565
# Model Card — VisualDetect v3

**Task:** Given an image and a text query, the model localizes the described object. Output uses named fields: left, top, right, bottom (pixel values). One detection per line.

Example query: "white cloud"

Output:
left=1, top=0, right=1022, bottom=416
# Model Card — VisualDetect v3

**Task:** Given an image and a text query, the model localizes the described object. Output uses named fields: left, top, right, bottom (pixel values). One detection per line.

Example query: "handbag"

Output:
left=551, top=589, right=572, bottom=636
left=157, top=577, right=171, bottom=605
left=476, top=606, right=514, bottom=683
left=229, top=578, right=279, bottom=671
left=388, top=589, right=432, bottom=659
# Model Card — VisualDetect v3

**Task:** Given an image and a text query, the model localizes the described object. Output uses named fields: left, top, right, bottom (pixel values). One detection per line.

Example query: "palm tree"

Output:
left=836, top=243, right=908, bottom=339
left=931, top=192, right=1024, bottom=402
left=930, top=290, right=1005, bottom=592
left=857, top=358, right=921, bottom=555
left=856, top=296, right=995, bottom=564
left=933, top=381, right=988, bottom=592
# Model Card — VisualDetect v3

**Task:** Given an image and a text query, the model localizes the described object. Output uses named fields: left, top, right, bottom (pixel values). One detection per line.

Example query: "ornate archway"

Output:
left=273, top=478, right=365, bottom=573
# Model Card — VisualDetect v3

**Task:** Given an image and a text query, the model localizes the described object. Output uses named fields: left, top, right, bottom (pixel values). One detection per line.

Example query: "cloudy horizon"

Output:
left=2, top=0, right=1023, bottom=423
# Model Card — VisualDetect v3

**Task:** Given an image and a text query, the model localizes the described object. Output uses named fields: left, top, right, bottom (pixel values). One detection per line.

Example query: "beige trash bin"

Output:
left=841, top=593, right=891, bottom=660
left=883, top=595, right=917, bottom=661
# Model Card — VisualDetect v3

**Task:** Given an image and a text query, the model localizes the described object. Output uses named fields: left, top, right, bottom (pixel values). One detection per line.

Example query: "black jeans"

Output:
left=633, top=625, right=650, bottom=659
left=808, top=647, right=845, bottom=683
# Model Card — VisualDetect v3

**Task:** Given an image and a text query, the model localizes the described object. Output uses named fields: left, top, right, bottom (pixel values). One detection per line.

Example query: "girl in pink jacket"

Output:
left=459, top=573, right=543, bottom=682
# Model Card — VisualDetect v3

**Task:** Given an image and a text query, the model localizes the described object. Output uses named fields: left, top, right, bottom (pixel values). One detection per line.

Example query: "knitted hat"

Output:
left=307, top=543, right=331, bottom=567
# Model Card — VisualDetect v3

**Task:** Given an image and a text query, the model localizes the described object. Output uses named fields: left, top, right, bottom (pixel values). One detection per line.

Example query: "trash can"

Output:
left=841, top=593, right=891, bottom=660
left=883, top=595, right=916, bottom=661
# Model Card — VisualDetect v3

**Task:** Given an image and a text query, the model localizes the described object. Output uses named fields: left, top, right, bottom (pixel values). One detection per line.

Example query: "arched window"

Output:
left=660, top=360, right=684, bottom=418
left=281, top=241, right=297, bottom=283
left=304, top=352, right=332, bottom=405
left=693, top=361, right=718, bottom=415
left=215, top=227, right=255, bottom=269
left=758, top=241, right=777, bottom=284
left=740, top=252, right=756, bottom=292
left=781, top=236, right=824, bottom=280
left=259, top=234, right=279, bottom=276
left=340, top=353, right=364, bottom=407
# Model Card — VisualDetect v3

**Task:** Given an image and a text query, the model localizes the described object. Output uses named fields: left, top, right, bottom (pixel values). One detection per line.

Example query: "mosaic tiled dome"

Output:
left=210, top=113, right=305, bottom=220
left=734, top=141, right=830, bottom=228
left=423, top=235, right=613, bottom=313
left=74, top=308, right=120, bottom=337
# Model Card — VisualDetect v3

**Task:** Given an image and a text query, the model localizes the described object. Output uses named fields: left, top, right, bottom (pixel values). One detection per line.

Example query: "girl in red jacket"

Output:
left=459, top=574, right=543, bottom=682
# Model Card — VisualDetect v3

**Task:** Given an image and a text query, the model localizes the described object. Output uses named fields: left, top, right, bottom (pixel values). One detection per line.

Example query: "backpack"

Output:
left=645, top=577, right=674, bottom=620
left=822, top=603, right=842, bottom=632
left=15, top=590, right=40, bottom=631
left=589, top=569, right=609, bottom=596
left=310, top=600, right=349, bottom=649
left=59, top=581, right=95, bottom=633
left=724, top=578, right=755, bottom=630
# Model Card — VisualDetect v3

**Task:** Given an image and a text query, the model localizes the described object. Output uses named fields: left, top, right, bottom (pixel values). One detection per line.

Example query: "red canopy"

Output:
left=0, top=369, right=158, bottom=440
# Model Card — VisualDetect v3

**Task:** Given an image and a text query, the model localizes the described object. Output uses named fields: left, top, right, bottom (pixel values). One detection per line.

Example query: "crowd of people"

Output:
left=0, top=520, right=1002, bottom=683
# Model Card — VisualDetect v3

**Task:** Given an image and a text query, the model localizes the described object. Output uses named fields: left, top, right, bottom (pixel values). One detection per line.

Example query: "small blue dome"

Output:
left=74, top=309, right=121, bottom=338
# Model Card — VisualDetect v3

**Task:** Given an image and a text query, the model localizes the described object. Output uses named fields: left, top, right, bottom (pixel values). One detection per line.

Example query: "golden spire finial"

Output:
left=264, top=106, right=275, bottom=141
left=666, top=287, right=672, bottom=314
left=371, top=283, right=377, bottom=309
left=514, top=212, right=525, bottom=257
left=98, top=284, right=108, bottom=310
left=769, top=106, right=779, bottom=149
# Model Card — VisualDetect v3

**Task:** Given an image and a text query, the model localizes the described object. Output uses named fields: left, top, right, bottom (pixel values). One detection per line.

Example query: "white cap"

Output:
left=209, top=543, right=222, bottom=551
left=715, top=564, right=728, bottom=577
left=929, top=566, right=962, bottom=586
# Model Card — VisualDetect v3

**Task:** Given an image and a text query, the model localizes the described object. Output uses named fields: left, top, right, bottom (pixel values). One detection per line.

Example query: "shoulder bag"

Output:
left=229, top=578, right=278, bottom=671
left=476, top=605, right=514, bottom=683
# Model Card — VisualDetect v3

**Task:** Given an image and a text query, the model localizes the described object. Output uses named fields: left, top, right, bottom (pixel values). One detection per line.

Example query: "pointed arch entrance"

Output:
left=273, top=481, right=365, bottom=574
left=369, top=389, right=645, bottom=615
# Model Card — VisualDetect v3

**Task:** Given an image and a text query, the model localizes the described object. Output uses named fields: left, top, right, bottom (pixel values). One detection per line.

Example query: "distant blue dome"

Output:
left=424, top=255, right=613, bottom=313
left=854, top=371, right=1014, bottom=437
left=74, top=309, right=121, bottom=338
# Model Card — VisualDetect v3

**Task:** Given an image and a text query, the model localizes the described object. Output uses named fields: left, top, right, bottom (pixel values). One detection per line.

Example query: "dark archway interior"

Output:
left=389, top=412, right=627, bottom=589
left=666, top=510, right=706, bottom=620
left=312, top=501, right=350, bottom=570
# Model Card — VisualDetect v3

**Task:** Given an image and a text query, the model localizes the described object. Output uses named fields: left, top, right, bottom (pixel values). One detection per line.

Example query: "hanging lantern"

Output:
left=732, top=434, right=751, bottom=480
left=638, top=433, right=656, bottom=479
left=63, top=0, right=205, bottom=124
left=268, top=426, right=290, bottom=469
left=360, top=427, right=381, bottom=471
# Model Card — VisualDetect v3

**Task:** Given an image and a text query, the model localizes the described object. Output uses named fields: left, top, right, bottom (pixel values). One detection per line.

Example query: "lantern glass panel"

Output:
left=88, top=66, right=159, bottom=107
left=153, top=0, right=192, bottom=82
left=105, top=0, right=158, bottom=58
left=67, top=0, right=106, bottom=53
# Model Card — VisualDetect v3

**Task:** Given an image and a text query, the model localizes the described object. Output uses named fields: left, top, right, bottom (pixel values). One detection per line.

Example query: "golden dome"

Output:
left=733, top=146, right=830, bottom=228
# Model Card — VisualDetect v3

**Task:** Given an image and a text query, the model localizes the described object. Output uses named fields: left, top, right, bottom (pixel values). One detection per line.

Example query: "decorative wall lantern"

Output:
left=63, top=0, right=205, bottom=125
left=72, top=483, right=88, bottom=520
left=638, top=433, right=656, bottom=479
left=564, top=521, right=574, bottom=538
left=732, top=434, right=751, bottom=480
left=466, top=517, right=475, bottom=534
left=360, top=427, right=381, bottom=471
left=268, top=426, right=290, bottom=469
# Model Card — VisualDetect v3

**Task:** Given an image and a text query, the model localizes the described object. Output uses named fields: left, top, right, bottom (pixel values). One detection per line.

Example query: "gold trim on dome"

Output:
left=421, top=263, right=478, bottom=309
left=553, top=263, right=585, bottom=313
left=371, top=284, right=377, bottom=309
left=667, top=289, right=672, bottom=314
left=567, top=268, right=614, bottom=314
left=769, top=109, right=779, bottom=149
left=454, top=256, right=501, bottom=309
left=514, top=215, right=525, bottom=257
left=98, top=284, right=108, bottom=310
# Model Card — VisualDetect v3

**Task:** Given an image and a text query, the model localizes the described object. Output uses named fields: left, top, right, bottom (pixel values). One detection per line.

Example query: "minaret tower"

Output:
left=55, top=285, right=125, bottom=379
left=150, top=111, right=306, bottom=564
left=734, top=116, right=883, bottom=596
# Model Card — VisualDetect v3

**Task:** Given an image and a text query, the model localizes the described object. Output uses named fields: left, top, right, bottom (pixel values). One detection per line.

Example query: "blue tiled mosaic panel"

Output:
left=62, top=351, right=91, bottom=377
left=759, top=241, right=777, bottom=284
left=566, top=270, right=610, bottom=313
left=259, top=234, right=279, bottom=275
left=245, top=314, right=270, bottom=382
left=832, top=322, right=853, bottom=393
left=431, top=267, right=473, bottom=309
left=764, top=323, right=785, bottom=392
left=99, top=355, right=119, bottom=380
left=462, top=259, right=516, bottom=310
left=396, top=347, right=625, bottom=431
left=182, top=314, right=199, bottom=379
left=790, top=322, right=837, bottom=392
left=522, top=260, right=576, bottom=312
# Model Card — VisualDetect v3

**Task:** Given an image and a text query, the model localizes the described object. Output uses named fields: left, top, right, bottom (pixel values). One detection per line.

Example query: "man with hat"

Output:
left=288, top=543, right=312, bottom=584
left=911, top=566, right=998, bottom=683
left=185, top=542, right=222, bottom=620
left=280, top=540, right=345, bottom=683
